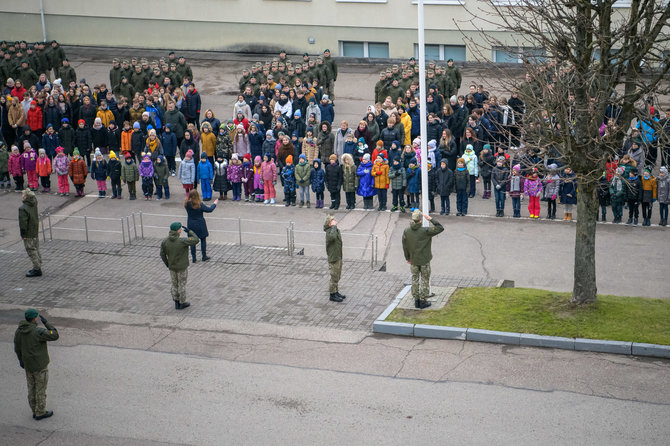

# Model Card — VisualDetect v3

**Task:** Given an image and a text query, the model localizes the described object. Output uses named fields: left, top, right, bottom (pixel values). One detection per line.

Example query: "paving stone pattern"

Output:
left=0, top=239, right=498, bottom=331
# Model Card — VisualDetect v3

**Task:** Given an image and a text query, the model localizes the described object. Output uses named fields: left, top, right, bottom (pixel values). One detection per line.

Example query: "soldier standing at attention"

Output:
left=14, top=308, right=59, bottom=420
left=324, top=214, right=346, bottom=303
left=160, top=222, right=199, bottom=310
left=19, top=188, right=42, bottom=277
left=402, top=210, right=444, bottom=309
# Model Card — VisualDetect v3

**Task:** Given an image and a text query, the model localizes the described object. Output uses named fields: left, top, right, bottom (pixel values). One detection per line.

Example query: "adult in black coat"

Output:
left=183, top=84, right=201, bottom=125
left=184, top=190, right=218, bottom=262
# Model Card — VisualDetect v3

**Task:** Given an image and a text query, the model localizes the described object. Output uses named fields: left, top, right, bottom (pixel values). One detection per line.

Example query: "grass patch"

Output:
left=387, top=287, right=670, bottom=345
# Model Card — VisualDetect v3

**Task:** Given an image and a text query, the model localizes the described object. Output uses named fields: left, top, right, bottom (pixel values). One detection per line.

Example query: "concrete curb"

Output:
left=372, top=287, right=670, bottom=360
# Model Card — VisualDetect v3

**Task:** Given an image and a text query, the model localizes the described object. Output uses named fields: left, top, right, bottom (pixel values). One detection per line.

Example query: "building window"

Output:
left=493, top=46, right=545, bottom=63
left=411, top=0, right=465, bottom=5
left=413, top=44, right=466, bottom=61
left=340, top=41, right=389, bottom=58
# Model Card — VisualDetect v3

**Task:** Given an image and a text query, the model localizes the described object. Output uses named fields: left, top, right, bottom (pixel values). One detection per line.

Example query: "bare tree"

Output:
left=466, top=0, right=669, bottom=304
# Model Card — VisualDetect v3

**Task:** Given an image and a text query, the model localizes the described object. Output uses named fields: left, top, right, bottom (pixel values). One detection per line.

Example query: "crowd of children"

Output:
left=1, top=45, right=669, bottom=227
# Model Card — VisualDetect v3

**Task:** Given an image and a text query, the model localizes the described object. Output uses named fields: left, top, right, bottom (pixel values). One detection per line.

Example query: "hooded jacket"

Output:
left=324, top=221, right=342, bottom=263
left=177, top=157, right=196, bottom=184
left=310, top=159, right=326, bottom=193
left=402, top=218, right=444, bottom=266
left=19, top=191, right=39, bottom=238
left=340, top=153, right=357, bottom=193
left=295, top=158, right=312, bottom=187
left=356, top=160, right=375, bottom=197
left=160, top=229, right=199, bottom=272
left=14, top=319, right=59, bottom=372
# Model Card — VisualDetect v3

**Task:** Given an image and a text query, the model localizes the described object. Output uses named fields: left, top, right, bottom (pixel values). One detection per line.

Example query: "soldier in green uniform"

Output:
left=402, top=210, right=444, bottom=309
left=57, top=58, right=77, bottom=86
left=19, top=189, right=42, bottom=277
left=160, top=222, right=199, bottom=310
left=14, top=308, right=59, bottom=420
left=323, top=49, right=337, bottom=100
left=324, top=215, right=347, bottom=303
left=109, top=58, right=122, bottom=94
left=445, top=58, right=462, bottom=94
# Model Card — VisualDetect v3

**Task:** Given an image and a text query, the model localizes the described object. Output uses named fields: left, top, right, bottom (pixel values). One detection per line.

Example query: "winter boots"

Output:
left=414, top=299, right=432, bottom=309
left=482, top=190, right=490, bottom=199
left=329, top=293, right=343, bottom=302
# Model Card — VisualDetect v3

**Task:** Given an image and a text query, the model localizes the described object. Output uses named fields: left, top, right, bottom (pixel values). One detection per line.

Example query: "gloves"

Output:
left=181, top=226, right=188, bottom=232
left=551, top=194, right=556, bottom=200
left=495, top=184, right=501, bottom=190
left=39, top=315, right=48, bottom=325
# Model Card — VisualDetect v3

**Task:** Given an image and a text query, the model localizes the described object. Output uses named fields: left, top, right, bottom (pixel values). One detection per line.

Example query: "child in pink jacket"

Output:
left=260, top=154, right=277, bottom=204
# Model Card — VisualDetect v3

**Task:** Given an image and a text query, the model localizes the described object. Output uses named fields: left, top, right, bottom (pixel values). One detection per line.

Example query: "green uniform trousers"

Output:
left=328, top=259, right=342, bottom=293
left=170, top=269, right=188, bottom=304
left=26, top=367, right=49, bottom=416
left=24, top=238, right=42, bottom=270
left=411, top=263, right=431, bottom=301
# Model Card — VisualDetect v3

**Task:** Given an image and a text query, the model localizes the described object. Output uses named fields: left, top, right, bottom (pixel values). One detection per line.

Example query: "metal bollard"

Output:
left=370, top=234, right=374, bottom=269
left=48, top=213, right=53, bottom=241
left=290, top=222, right=295, bottom=255
left=139, top=211, right=144, bottom=239
left=121, top=217, right=126, bottom=246
left=132, top=213, right=138, bottom=240
left=84, top=215, right=89, bottom=242
left=286, top=227, right=291, bottom=257
left=126, top=216, right=132, bottom=245
left=40, top=217, right=46, bottom=241
left=238, top=217, right=242, bottom=246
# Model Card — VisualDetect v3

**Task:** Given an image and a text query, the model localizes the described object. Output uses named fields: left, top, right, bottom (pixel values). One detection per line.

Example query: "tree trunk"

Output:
left=571, top=179, right=598, bottom=305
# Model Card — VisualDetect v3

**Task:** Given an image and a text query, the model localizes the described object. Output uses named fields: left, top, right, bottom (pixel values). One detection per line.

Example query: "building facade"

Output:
left=0, top=0, right=639, bottom=62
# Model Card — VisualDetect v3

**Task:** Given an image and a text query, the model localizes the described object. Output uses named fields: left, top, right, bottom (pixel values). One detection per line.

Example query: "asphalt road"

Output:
left=1, top=309, right=669, bottom=445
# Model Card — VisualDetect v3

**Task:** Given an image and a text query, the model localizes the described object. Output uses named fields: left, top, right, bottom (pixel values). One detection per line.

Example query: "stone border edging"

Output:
left=372, top=287, right=670, bottom=359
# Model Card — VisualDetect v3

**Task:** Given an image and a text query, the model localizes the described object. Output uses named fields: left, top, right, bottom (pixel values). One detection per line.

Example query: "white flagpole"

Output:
left=418, top=0, right=429, bottom=227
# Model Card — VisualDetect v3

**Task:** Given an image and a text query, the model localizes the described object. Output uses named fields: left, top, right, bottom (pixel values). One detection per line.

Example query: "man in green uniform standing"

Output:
left=19, top=188, right=42, bottom=277
left=14, top=308, right=59, bottom=420
left=402, top=210, right=444, bottom=309
left=323, top=49, right=337, bottom=100
left=160, top=222, right=199, bottom=310
left=324, top=215, right=346, bottom=303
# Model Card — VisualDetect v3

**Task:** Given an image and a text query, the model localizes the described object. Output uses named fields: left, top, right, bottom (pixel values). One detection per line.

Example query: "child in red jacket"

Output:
left=36, top=149, right=52, bottom=193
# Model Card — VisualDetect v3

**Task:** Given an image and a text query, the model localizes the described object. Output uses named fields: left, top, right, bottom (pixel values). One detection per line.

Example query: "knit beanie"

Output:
left=109, top=150, right=117, bottom=159
left=513, top=164, right=520, bottom=172
left=457, top=157, right=465, bottom=165
left=362, top=153, right=371, bottom=162
left=185, top=149, right=193, bottom=158
left=285, top=155, right=293, bottom=165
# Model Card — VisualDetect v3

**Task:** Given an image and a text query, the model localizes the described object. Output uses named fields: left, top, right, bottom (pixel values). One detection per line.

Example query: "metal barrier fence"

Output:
left=40, top=211, right=380, bottom=269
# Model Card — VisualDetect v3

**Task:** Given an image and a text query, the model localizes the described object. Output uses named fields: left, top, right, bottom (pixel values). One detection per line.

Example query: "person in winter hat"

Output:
left=225, top=153, right=242, bottom=201
left=9, top=146, right=25, bottom=190
left=241, top=153, right=255, bottom=201
left=68, top=148, right=88, bottom=197
left=252, top=155, right=264, bottom=202
left=197, top=152, right=214, bottom=201
left=462, top=144, right=478, bottom=198
left=524, top=167, right=543, bottom=219
left=324, top=214, right=346, bottom=302
left=213, top=155, right=230, bottom=200
left=357, top=153, right=375, bottom=210
left=596, top=170, right=611, bottom=222
left=154, top=154, right=170, bottom=200
left=624, top=166, right=643, bottom=225
left=295, top=153, right=312, bottom=207
left=559, top=167, right=577, bottom=221
left=454, top=157, right=470, bottom=216
left=324, top=153, right=342, bottom=209
left=36, top=149, right=52, bottom=193
left=177, top=149, right=196, bottom=197
left=53, top=147, right=69, bottom=195
left=491, top=156, right=509, bottom=217
left=107, top=150, right=123, bottom=199
left=21, top=143, right=38, bottom=190
left=389, top=156, right=407, bottom=212
left=341, top=153, right=357, bottom=209
left=508, top=164, right=523, bottom=218
left=139, top=153, right=155, bottom=200
left=260, top=153, right=277, bottom=204
left=90, top=150, right=108, bottom=198
left=281, top=154, right=297, bottom=206
left=371, top=153, right=390, bottom=211
left=436, top=159, right=453, bottom=215
left=543, top=163, right=560, bottom=220
left=311, top=158, right=326, bottom=208
left=609, top=166, right=626, bottom=223
left=121, top=151, right=140, bottom=200
left=656, top=166, right=669, bottom=226
left=640, top=167, right=657, bottom=226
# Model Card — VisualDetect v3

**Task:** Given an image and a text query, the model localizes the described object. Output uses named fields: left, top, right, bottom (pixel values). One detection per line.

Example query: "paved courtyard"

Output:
left=0, top=238, right=498, bottom=332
